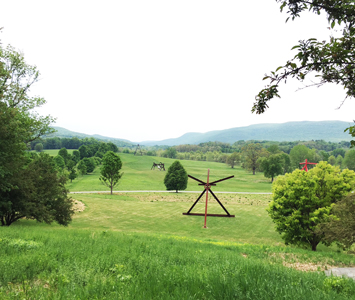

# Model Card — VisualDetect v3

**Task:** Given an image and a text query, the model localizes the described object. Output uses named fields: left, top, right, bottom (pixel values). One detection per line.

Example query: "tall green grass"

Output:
left=1, top=227, right=354, bottom=299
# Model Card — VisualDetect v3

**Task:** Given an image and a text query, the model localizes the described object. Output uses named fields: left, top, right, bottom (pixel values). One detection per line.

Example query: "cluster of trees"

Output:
left=53, top=140, right=120, bottom=182
left=0, top=43, right=73, bottom=226
left=30, top=136, right=124, bottom=151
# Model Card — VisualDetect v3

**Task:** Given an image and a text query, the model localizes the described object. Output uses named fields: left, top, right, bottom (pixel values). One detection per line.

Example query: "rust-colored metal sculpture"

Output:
left=183, top=169, right=234, bottom=228
left=300, top=159, right=317, bottom=172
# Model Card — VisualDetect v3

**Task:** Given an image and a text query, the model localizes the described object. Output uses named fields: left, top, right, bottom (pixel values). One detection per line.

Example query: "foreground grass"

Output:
left=2, top=193, right=355, bottom=299
left=66, top=153, right=272, bottom=193
left=1, top=227, right=355, bottom=299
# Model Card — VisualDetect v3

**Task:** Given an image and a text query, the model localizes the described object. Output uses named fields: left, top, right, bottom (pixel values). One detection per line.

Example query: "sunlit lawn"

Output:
left=65, top=153, right=272, bottom=193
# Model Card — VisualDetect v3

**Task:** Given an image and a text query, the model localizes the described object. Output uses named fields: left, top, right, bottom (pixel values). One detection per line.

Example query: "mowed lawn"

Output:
left=70, top=193, right=280, bottom=245
left=62, top=153, right=273, bottom=192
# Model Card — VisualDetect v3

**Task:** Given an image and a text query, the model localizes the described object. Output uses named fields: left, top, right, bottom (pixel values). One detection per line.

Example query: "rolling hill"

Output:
left=50, top=121, right=353, bottom=147
left=140, top=121, right=353, bottom=146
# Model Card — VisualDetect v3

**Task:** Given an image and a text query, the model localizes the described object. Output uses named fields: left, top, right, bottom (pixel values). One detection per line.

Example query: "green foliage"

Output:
left=99, top=151, right=123, bottom=194
left=0, top=153, right=73, bottom=226
left=258, top=153, right=285, bottom=182
left=336, top=154, right=344, bottom=168
left=319, top=193, right=355, bottom=250
left=72, top=150, right=80, bottom=163
left=82, top=157, right=96, bottom=173
left=58, top=147, right=69, bottom=163
left=328, top=155, right=336, bottom=166
left=34, top=143, right=43, bottom=152
left=226, top=152, right=240, bottom=168
left=253, top=1, right=355, bottom=145
left=289, top=144, right=317, bottom=170
left=164, top=161, right=188, bottom=192
left=0, top=103, right=27, bottom=193
left=242, top=143, right=267, bottom=175
left=332, top=148, right=346, bottom=158
left=268, top=162, right=355, bottom=251
left=78, top=145, right=88, bottom=159
left=54, top=155, right=65, bottom=170
left=344, top=149, right=355, bottom=170
left=77, top=160, right=87, bottom=176
left=0, top=44, right=73, bottom=227
left=164, top=147, right=177, bottom=158
left=0, top=45, right=55, bottom=141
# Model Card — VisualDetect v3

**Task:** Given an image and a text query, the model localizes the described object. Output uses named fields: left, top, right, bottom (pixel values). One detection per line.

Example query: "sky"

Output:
left=1, top=1, right=354, bottom=142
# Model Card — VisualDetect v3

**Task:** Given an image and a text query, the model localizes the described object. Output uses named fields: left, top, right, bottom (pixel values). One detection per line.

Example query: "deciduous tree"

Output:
left=268, top=162, right=355, bottom=251
left=252, top=1, right=355, bottom=145
left=99, top=151, right=123, bottom=194
left=241, top=143, right=267, bottom=175
left=344, top=149, right=355, bottom=170
left=0, top=153, right=74, bottom=226
left=226, top=152, right=240, bottom=168
left=258, top=153, right=285, bottom=182
left=318, top=193, right=355, bottom=250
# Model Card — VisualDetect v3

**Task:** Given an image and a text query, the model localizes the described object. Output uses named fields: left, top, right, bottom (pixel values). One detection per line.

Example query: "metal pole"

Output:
left=204, top=169, right=210, bottom=228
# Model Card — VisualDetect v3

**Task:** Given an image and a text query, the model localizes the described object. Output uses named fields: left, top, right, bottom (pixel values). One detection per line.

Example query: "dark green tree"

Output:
left=34, top=143, right=43, bottom=152
left=82, top=157, right=96, bottom=173
left=78, top=145, right=88, bottom=159
left=165, top=147, right=177, bottom=159
left=344, top=149, right=355, bottom=170
left=54, top=155, right=65, bottom=171
left=252, top=1, right=355, bottom=145
left=72, top=150, right=81, bottom=164
left=258, top=153, right=285, bottom=182
left=164, top=161, right=188, bottom=193
left=66, top=160, right=77, bottom=183
left=58, top=147, right=69, bottom=164
left=77, top=160, right=87, bottom=176
left=0, top=153, right=74, bottom=226
left=268, top=162, right=355, bottom=251
left=319, top=193, right=355, bottom=250
left=99, top=151, right=123, bottom=194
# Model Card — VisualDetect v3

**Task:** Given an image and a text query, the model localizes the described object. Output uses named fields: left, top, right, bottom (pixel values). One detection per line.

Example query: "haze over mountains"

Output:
left=52, top=121, right=353, bottom=147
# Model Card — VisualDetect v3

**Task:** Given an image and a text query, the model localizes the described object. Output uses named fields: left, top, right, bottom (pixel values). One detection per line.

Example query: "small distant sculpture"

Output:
left=151, top=162, right=165, bottom=171
left=300, top=159, right=317, bottom=172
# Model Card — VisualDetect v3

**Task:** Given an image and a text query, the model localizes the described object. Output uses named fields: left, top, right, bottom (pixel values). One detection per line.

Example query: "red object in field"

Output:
left=183, top=170, right=235, bottom=228
left=300, top=159, right=317, bottom=172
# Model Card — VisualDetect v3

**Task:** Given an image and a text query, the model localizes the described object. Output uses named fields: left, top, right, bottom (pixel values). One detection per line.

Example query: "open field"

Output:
left=1, top=192, right=355, bottom=299
left=3, top=151, right=353, bottom=298
left=61, top=152, right=273, bottom=193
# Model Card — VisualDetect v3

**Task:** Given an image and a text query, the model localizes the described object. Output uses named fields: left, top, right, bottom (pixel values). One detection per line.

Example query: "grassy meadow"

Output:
left=64, top=152, right=272, bottom=193
left=1, top=151, right=355, bottom=299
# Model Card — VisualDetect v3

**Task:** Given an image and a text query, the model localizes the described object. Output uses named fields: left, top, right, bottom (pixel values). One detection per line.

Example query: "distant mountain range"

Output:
left=48, top=127, right=134, bottom=147
left=51, top=121, right=353, bottom=147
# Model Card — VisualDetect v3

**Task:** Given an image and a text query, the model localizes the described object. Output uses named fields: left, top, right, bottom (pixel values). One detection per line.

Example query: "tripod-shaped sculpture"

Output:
left=183, top=169, right=235, bottom=228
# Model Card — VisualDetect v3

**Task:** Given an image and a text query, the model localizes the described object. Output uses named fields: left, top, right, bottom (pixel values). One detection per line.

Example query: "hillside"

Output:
left=48, top=121, right=353, bottom=147
left=141, top=121, right=353, bottom=146
left=47, top=127, right=134, bottom=147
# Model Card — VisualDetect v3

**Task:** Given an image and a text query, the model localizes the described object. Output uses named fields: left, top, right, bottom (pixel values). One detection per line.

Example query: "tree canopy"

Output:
left=268, top=161, right=355, bottom=251
left=0, top=44, right=73, bottom=226
left=252, top=1, right=355, bottom=145
left=99, top=151, right=123, bottom=194
left=164, top=161, right=188, bottom=193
